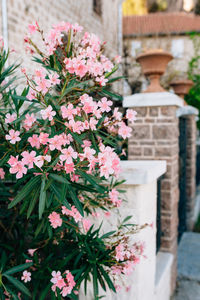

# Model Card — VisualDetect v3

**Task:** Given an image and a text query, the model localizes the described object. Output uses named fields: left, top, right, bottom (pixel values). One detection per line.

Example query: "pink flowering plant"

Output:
left=0, top=22, right=144, bottom=300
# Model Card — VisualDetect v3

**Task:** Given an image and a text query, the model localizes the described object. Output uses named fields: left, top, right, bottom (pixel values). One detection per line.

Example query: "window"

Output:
left=93, top=0, right=102, bottom=16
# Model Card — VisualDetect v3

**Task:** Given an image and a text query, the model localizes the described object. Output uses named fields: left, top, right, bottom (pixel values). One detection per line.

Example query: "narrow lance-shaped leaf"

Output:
left=3, top=262, right=33, bottom=275
left=8, top=176, right=41, bottom=209
left=4, top=274, right=31, bottom=297
left=39, top=178, right=46, bottom=219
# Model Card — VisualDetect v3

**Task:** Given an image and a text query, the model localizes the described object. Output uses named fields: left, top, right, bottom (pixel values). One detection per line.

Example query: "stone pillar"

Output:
left=123, top=92, right=184, bottom=293
left=80, top=160, right=170, bottom=300
left=176, top=106, right=198, bottom=229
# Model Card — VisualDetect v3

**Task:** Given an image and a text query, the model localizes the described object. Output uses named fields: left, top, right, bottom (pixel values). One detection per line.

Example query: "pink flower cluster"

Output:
left=49, top=206, right=92, bottom=233
left=6, top=93, right=136, bottom=180
left=48, top=212, right=62, bottom=229
left=110, top=241, right=145, bottom=278
left=51, top=270, right=76, bottom=297
left=109, top=189, right=122, bottom=207
left=24, top=21, right=116, bottom=86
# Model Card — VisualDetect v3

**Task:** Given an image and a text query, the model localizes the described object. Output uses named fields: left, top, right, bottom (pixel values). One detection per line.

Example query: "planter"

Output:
left=170, top=79, right=193, bottom=105
left=136, top=50, right=173, bottom=93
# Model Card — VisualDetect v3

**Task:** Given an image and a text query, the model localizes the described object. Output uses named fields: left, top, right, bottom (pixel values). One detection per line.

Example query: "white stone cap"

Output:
left=123, top=92, right=184, bottom=108
left=119, top=160, right=166, bottom=185
left=176, top=105, right=198, bottom=118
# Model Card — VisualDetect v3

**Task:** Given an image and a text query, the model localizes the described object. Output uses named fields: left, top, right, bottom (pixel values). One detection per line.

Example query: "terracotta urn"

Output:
left=170, top=79, right=193, bottom=104
left=136, top=50, right=173, bottom=93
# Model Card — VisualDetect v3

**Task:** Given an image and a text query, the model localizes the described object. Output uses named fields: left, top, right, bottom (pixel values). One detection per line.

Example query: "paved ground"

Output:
left=172, top=232, right=200, bottom=300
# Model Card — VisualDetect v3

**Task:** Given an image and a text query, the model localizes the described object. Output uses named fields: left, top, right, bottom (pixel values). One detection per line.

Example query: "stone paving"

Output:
left=172, top=232, right=200, bottom=300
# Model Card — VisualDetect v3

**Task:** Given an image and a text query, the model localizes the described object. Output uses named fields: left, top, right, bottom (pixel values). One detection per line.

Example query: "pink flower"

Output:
left=48, top=212, right=62, bottom=229
left=82, top=140, right=91, bottom=148
left=56, top=278, right=66, bottom=289
left=28, top=248, right=37, bottom=256
left=118, top=123, right=132, bottom=139
left=126, top=109, right=137, bottom=124
left=34, top=155, right=51, bottom=168
left=113, top=108, right=122, bottom=121
left=9, top=159, right=27, bottom=179
left=72, top=23, right=83, bottom=33
left=21, top=67, right=26, bottom=74
left=24, top=113, right=36, bottom=129
left=62, top=205, right=82, bottom=222
left=75, top=61, right=88, bottom=78
left=98, top=97, right=112, bottom=113
left=69, top=119, right=84, bottom=134
left=51, top=271, right=62, bottom=284
left=0, top=168, right=5, bottom=179
left=80, top=147, right=96, bottom=161
left=104, top=211, right=111, bottom=218
left=39, top=132, right=49, bottom=145
left=28, top=23, right=37, bottom=35
left=89, top=118, right=98, bottom=131
left=34, top=68, right=46, bottom=79
left=60, top=146, right=78, bottom=164
left=109, top=189, right=122, bottom=207
left=96, top=76, right=108, bottom=86
left=115, top=285, right=122, bottom=292
left=82, top=218, right=92, bottom=233
left=64, top=162, right=75, bottom=174
left=5, top=113, right=17, bottom=124
left=21, top=270, right=31, bottom=283
left=27, top=89, right=36, bottom=101
left=36, top=78, right=51, bottom=94
left=61, top=104, right=76, bottom=120
left=49, top=135, right=63, bottom=151
left=49, top=73, right=60, bottom=85
left=28, top=134, right=40, bottom=149
left=115, top=244, right=125, bottom=261
left=5, top=129, right=21, bottom=144
left=21, top=151, right=36, bottom=169
left=41, top=105, right=56, bottom=121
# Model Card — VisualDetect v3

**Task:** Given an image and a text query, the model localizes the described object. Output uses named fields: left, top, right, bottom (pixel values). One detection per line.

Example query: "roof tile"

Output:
left=123, top=13, right=200, bottom=36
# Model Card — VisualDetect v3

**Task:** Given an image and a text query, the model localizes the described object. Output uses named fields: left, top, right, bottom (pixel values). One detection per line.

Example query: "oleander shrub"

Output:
left=0, top=22, right=144, bottom=300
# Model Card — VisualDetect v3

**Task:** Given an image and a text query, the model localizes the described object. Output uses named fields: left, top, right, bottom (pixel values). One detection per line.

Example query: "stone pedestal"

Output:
left=80, top=160, right=169, bottom=300
left=123, top=92, right=184, bottom=293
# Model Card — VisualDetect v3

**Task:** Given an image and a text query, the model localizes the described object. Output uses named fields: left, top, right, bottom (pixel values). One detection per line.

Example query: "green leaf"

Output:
left=35, top=218, right=45, bottom=237
left=49, top=174, right=70, bottom=185
left=3, top=262, right=33, bottom=275
left=93, top=266, right=99, bottom=300
left=77, top=170, right=106, bottom=194
left=39, top=178, right=46, bottom=219
left=8, top=176, right=41, bottom=209
left=27, top=188, right=40, bottom=219
left=39, top=283, right=51, bottom=300
left=50, top=174, right=83, bottom=215
left=4, top=274, right=31, bottom=297
left=122, top=216, right=132, bottom=224
left=100, top=231, right=115, bottom=239
left=99, top=266, right=116, bottom=293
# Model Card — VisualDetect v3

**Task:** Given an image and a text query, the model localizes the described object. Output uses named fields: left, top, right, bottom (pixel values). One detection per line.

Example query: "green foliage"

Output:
left=185, top=32, right=200, bottom=129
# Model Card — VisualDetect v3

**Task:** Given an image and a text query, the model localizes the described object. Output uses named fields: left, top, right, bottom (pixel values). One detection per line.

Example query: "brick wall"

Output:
left=185, top=115, right=197, bottom=229
left=128, top=105, right=180, bottom=293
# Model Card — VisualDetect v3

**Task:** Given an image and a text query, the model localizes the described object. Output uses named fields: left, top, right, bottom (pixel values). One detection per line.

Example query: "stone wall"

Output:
left=123, top=35, right=194, bottom=94
left=0, top=0, right=121, bottom=70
